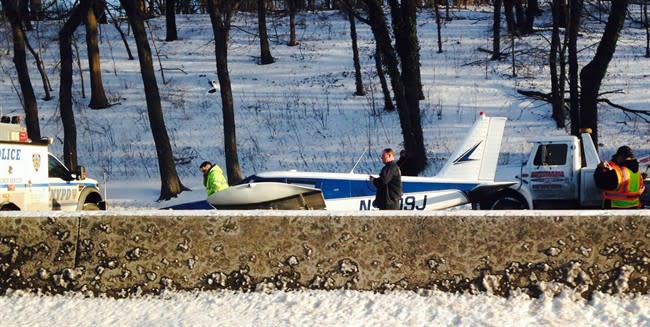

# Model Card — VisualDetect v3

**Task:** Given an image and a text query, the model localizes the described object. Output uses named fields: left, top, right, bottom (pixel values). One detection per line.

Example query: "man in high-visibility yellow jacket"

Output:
left=594, top=146, right=646, bottom=209
left=199, top=161, right=229, bottom=196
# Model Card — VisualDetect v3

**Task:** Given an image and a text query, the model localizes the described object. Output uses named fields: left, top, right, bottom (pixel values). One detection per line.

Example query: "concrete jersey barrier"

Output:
left=0, top=210, right=649, bottom=298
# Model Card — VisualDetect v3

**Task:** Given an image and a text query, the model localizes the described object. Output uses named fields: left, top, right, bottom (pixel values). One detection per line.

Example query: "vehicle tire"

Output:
left=0, top=204, right=19, bottom=211
left=482, top=191, right=529, bottom=210
left=82, top=203, right=100, bottom=211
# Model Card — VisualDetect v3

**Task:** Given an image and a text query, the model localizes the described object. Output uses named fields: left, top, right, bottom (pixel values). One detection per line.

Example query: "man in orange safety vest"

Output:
left=594, top=146, right=646, bottom=209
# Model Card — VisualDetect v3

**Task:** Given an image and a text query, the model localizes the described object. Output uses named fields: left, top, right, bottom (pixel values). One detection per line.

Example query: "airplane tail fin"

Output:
left=435, top=113, right=507, bottom=182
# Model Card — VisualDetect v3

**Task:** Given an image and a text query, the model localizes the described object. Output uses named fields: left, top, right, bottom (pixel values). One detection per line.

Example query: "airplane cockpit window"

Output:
left=533, top=144, right=567, bottom=166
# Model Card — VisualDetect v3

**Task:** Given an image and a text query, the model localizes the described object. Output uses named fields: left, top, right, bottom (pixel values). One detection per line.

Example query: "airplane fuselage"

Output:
left=241, top=171, right=478, bottom=211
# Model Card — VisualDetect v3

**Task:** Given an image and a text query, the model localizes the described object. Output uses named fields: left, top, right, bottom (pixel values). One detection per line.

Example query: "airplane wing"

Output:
left=208, top=182, right=326, bottom=210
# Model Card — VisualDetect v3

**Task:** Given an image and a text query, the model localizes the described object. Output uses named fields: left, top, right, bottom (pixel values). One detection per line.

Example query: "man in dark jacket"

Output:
left=369, top=148, right=403, bottom=210
left=594, top=146, right=646, bottom=209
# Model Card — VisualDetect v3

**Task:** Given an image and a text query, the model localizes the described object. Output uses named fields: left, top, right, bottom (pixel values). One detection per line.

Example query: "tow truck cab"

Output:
left=519, top=133, right=602, bottom=209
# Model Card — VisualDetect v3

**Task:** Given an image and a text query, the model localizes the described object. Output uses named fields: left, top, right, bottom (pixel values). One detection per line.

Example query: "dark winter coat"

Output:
left=594, top=159, right=644, bottom=208
left=372, top=160, right=403, bottom=210
left=594, top=159, right=640, bottom=190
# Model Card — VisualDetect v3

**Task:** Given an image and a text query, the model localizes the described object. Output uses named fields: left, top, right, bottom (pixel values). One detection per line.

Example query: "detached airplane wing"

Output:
left=209, top=182, right=326, bottom=210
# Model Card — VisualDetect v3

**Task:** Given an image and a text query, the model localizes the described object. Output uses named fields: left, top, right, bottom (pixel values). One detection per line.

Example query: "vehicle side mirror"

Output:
left=75, top=166, right=87, bottom=180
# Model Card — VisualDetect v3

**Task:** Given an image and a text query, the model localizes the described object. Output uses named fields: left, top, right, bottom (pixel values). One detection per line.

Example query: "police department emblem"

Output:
left=33, top=153, right=41, bottom=171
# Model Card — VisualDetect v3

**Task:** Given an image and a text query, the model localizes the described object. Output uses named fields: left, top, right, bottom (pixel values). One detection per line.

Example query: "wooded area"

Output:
left=1, top=0, right=647, bottom=200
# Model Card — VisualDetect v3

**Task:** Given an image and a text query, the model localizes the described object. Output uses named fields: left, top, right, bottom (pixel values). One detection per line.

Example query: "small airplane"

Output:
left=208, top=112, right=515, bottom=210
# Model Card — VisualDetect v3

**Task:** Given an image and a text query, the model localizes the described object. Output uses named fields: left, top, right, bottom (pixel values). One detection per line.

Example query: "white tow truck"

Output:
left=0, top=116, right=105, bottom=211
left=474, top=131, right=649, bottom=209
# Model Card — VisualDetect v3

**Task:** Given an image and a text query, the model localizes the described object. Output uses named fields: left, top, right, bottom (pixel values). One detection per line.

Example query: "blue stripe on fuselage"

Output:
left=240, top=175, right=478, bottom=200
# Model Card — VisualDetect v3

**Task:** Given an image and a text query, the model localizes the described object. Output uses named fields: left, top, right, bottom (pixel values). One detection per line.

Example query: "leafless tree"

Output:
left=287, top=0, right=298, bottom=46
left=58, top=3, right=86, bottom=170
left=258, top=0, right=274, bottom=64
left=568, top=0, right=581, bottom=136
left=165, top=0, right=178, bottom=41
left=492, top=0, right=502, bottom=59
left=1, top=0, right=41, bottom=141
left=206, top=0, right=244, bottom=184
left=433, top=0, right=443, bottom=53
left=348, top=10, right=365, bottom=96
left=579, top=0, right=629, bottom=146
left=84, top=0, right=111, bottom=109
left=549, top=0, right=567, bottom=128
left=338, top=0, right=425, bottom=174
left=120, top=0, right=189, bottom=201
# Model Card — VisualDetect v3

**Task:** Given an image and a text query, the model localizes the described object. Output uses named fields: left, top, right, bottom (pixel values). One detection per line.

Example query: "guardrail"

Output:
left=0, top=210, right=648, bottom=298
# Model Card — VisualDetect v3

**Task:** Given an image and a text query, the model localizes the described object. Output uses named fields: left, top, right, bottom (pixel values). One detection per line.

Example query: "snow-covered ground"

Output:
left=1, top=4, right=650, bottom=326
left=1, top=288, right=649, bottom=326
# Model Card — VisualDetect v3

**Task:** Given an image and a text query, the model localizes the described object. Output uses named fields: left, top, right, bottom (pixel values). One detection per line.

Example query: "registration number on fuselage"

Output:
left=359, top=195, right=428, bottom=210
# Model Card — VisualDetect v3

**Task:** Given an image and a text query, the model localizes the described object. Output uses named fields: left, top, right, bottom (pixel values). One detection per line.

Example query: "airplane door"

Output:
left=320, top=180, right=350, bottom=199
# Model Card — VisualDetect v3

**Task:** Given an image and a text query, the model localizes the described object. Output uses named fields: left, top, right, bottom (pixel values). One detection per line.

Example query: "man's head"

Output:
left=199, top=161, right=212, bottom=174
left=612, top=146, right=634, bottom=164
left=381, top=148, right=395, bottom=164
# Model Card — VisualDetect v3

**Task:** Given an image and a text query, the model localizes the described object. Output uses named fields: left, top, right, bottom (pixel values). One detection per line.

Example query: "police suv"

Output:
left=0, top=116, right=105, bottom=211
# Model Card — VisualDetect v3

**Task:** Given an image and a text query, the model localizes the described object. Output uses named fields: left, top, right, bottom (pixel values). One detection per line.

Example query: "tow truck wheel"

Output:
left=481, top=191, right=529, bottom=210
left=82, top=203, right=100, bottom=211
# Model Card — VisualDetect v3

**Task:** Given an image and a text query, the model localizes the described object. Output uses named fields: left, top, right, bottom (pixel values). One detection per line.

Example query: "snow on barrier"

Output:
left=0, top=210, right=649, bottom=298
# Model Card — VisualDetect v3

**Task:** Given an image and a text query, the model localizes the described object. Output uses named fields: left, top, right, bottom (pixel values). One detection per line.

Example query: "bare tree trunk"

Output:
left=365, top=0, right=425, bottom=175
left=387, top=0, right=426, bottom=173
left=522, top=0, right=538, bottom=34
left=374, top=48, right=394, bottom=111
left=258, top=0, right=274, bottom=64
left=24, top=34, right=52, bottom=101
left=165, top=0, right=178, bottom=41
left=73, top=41, right=86, bottom=98
left=514, top=0, right=525, bottom=33
left=579, top=0, right=629, bottom=146
left=348, top=10, right=365, bottom=96
left=492, top=0, right=502, bottom=59
left=120, top=0, right=188, bottom=201
left=19, top=0, right=32, bottom=31
left=388, top=0, right=424, bottom=100
left=503, top=0, right=516, bottom=35
left=365, top=0, right=406, bottom=113
left=568, top=0, right=581, bottom=136
left=30, top=0, right=43, bottom=21
left=550, top=0, right=565, bottom=128
left=206, top=0, right=244, bottom=185
left=1, top=0, right=40, bottom=141
left=434, top=0, right=443, bottom=53
left=287, top=0, right=298, bottom=46
left=58, top=3, right=85, bottom=170
left=106, top=6, right=135, bottom=60
left=84, top=0, right=110, bottom=109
